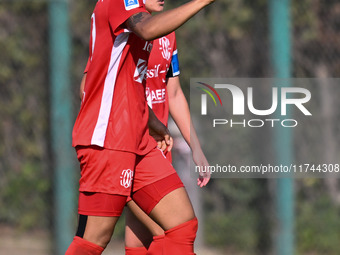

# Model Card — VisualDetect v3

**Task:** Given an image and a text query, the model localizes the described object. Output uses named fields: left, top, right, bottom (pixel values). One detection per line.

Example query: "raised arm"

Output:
left=167, top=76, right=210, bottom=187
left=126, top=0, right=214, bottom=41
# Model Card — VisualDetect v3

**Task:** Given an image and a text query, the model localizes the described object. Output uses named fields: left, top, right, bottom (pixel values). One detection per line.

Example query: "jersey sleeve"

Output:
left=108, top=0, right=148, bottom=36
left=166, top=38, right=180, bottom=78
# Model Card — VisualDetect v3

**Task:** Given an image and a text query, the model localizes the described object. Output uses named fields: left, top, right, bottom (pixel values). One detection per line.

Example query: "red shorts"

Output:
left=78, top=192, right=127, bottom=217
left=126, top=149, right=173, bottom=203
left=163, top=150, right=172, bottom=163
left=132, top=173, right=184, bottom=214
left=76, top=146, right=179, bottom=216
left=76, top=146, right=136, bottom=196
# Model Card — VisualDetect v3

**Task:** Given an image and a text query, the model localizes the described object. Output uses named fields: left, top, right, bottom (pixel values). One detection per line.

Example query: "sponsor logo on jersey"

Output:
left=124, top=0, right=139, bottom=10
left=147, top=88, right=166, bottom=104
left=147, top=64, right=161, bottom=79
left=134, top=58, right=148, bottom=83
left=159, top=37, right=172, bottom=61
left=120, top=169, right=134, bottom=188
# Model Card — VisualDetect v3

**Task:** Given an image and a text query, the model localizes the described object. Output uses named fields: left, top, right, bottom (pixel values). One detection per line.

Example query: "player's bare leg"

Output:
left=65, top=215, right=119, bottom=255
left=82, top=216, right=119, bottom=248
left=130, top=147, right=198, bottom=255
left=126, top=186, right=196, bottom=255
left=126, top=201, right=164, bottom=247
left=125, top=201, right=165, bottom=254
left=147, top=187, right=197, bottom=255
left=149, top=187, right=195, bottom=230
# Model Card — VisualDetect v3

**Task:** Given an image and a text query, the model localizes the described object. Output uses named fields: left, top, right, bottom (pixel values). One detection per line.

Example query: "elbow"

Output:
left=136, top=28, right=158, bottom=41
left=139, top=34, right=154, bottom=41
left=134, top=22, right=161, bottom=41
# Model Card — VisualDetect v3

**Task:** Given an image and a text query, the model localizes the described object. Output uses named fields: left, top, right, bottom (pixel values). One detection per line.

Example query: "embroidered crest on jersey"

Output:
left=159, top=37, right=172, bottom=61
left=124, top=0, right=139, bottom=10
left=134, top=58, right=148, bottom=83
left=120, top=169, right=134, bottom=188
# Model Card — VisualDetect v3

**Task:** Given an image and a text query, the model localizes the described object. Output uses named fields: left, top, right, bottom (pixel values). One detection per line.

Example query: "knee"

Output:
left=84, top=229, right=112, bottom=248
left=83, top=223, right=115, bottom=248
left=162, top=218, right=198, bottom=255
left=93, top=224, right=113, bottom=248
left=165, top=217, right=198, bottom=241
left=97, top=230, right=113, bottom=248
left=80, top=215, right=118, bottom=248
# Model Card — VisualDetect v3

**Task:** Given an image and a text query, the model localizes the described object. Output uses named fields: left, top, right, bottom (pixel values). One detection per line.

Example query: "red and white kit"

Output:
left=66, top=0, right=202, bottom=254
left=146, top=32, right=180, bottom=126
left=73, top=0, right=155, bottom=155
left=72, top=0, right=182, bottom=217
left=146, top=32, right=180, bottom=162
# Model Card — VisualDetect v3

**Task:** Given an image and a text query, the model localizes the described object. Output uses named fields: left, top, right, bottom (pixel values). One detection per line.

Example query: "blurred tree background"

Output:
left=1, top=0, right=340, bottom=254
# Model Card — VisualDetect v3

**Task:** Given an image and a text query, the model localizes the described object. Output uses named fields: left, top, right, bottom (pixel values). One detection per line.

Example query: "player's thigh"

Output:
left=127, top=200, right=164, bottom=237
left=133, top=148, right=195, bottom=230
left=77, top=192, right=128, bottom=248
left=125, top=201, right=164, bottom=248
left=83, top=215, right=119, bottom=248
left=75, top=147, right=136, bottom=247
left=133, top=148, right=185, bottom=217
left=149, top=187, right=195, bottom=231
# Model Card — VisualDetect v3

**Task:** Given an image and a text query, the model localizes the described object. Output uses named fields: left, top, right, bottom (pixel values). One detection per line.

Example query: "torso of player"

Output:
left=72, top=0, right=156, bottom=155
left=146, top=32, right=179, bottom=126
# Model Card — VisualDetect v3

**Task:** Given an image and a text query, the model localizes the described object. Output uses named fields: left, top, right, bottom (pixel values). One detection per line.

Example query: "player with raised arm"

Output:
left=124, top=1, right=210, bottom=254
left=66, top=0, right=214, bottom=254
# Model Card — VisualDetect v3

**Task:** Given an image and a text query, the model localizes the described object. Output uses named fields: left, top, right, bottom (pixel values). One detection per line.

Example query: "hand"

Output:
left=148, top=107, right=173, bottom=152
left=149, top=127, right=173, bottom=152
left=193, top=149, right=211, bottom=187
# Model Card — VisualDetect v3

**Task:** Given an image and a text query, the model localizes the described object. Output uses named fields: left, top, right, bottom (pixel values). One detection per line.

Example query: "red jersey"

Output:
left=146, top=32, right=180, bottom=126
left=72, top=0, right=156, bottom=155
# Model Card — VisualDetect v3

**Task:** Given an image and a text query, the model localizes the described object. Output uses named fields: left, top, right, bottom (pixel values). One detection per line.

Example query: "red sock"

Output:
left=125, top=246, right=148, bottom=255
left=146, top=235, right=165, bottom=255
left=163, top=218, right=198, bottom=255
left=65, top=236, right=104, bottom=255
